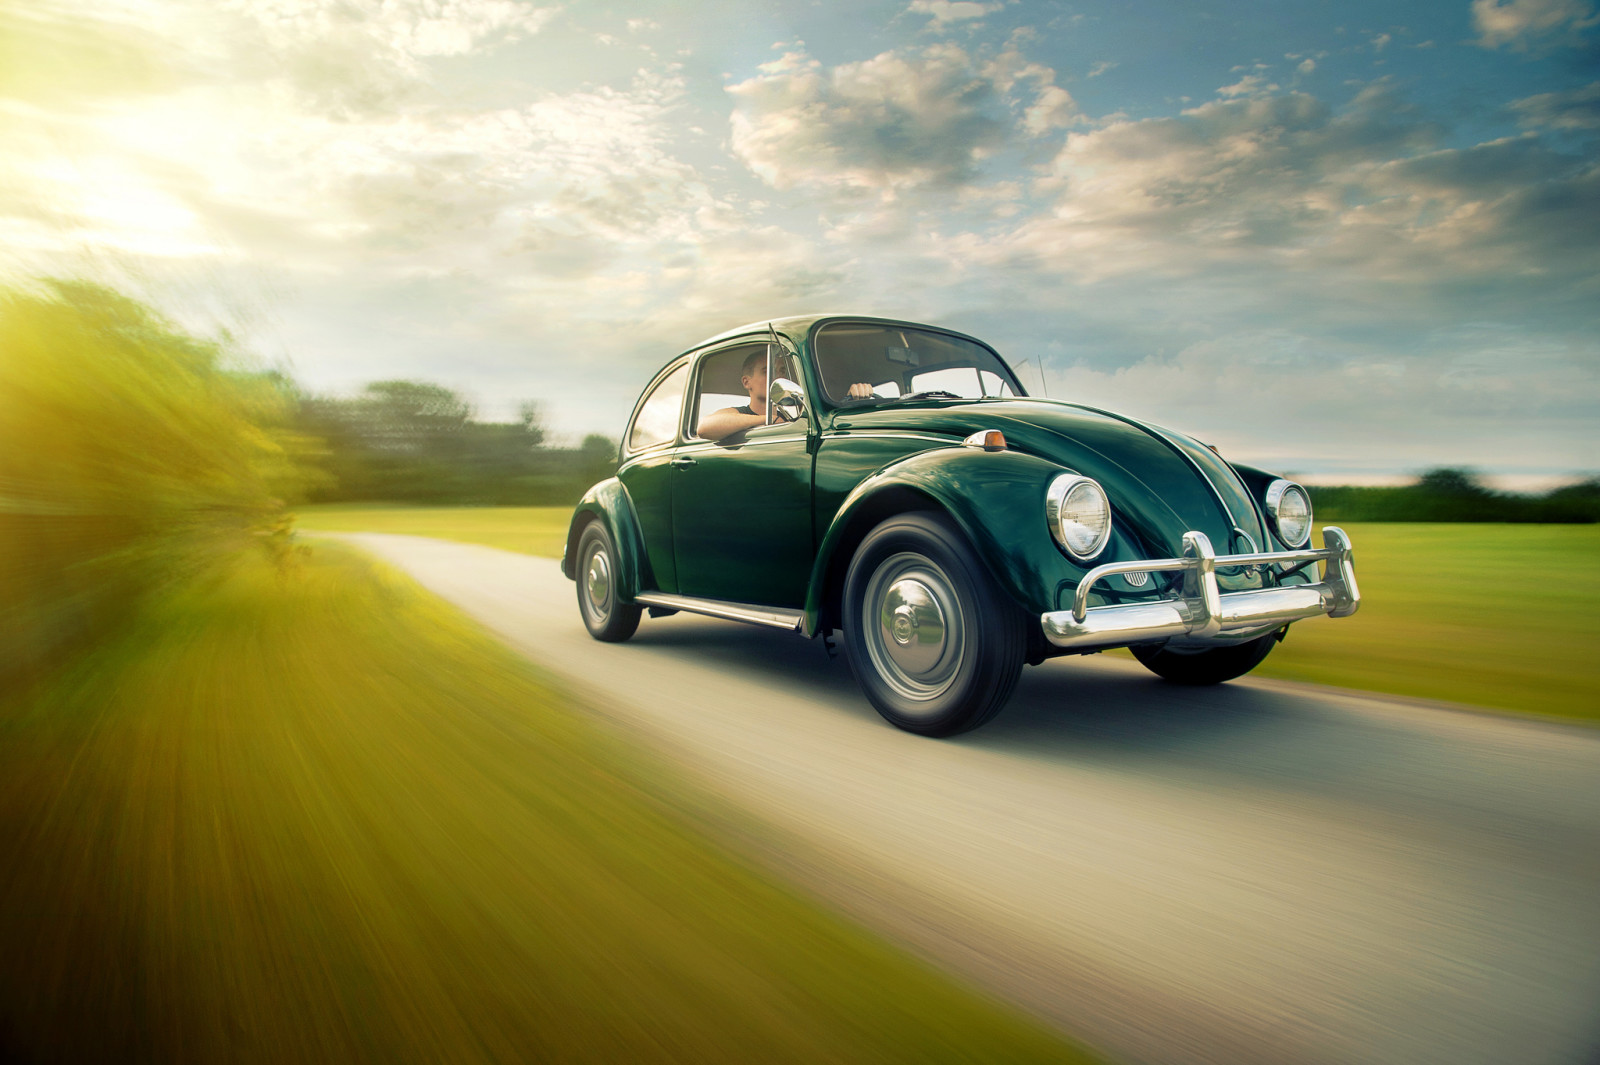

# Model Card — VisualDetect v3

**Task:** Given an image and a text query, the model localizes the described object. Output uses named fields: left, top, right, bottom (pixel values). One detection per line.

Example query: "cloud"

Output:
left=1217, top=74, right=1279, bottom=98
left=1050, top=328, right=1600, bottom=474
left=905, top=0, right=1002, bottom=26
left=923, top=79, right=1599, bottom=357
left=1512, top=81, right=1600, bottom=129
left=229, top=0, right=555, bottom=57
left=1471, top=0, right=1599, bottom=49
left=727, top=43, right=1075, bottom=193
left=0, top=1, right=179, bottom=106
left=221, top=0, right=557, bottom=117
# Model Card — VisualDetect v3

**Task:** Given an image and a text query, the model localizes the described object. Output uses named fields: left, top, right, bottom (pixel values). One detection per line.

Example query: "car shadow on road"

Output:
left=628, top=616, right=863, bottom=697
left=629, top=615, right=1293, bottom=752
left=977, top=659, right=1299, bottom=753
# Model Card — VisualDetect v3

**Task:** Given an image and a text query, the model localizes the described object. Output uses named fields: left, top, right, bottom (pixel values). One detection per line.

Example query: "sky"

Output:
left=2, top=0, right=1596, bottom=484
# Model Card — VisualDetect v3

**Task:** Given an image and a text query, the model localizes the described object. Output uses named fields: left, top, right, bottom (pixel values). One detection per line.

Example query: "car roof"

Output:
left=679, top=313, right=997, bottom=358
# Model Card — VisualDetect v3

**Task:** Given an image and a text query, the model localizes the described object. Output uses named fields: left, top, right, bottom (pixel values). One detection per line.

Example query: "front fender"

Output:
left=805, top=448, right=1075, bottom=633
left=564, top=478, right=646, bottom=603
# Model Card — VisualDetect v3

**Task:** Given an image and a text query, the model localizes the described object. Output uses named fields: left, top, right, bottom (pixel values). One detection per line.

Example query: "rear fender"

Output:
left=564, top=478, right=646, bottom=603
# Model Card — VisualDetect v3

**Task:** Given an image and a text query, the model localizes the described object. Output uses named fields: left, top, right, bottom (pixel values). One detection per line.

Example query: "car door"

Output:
left=616, top=359, right=689, bottom=594
left=670, top=341, right=814, bottom=607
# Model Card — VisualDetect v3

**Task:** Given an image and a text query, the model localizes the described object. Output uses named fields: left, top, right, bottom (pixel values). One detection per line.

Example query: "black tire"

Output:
left=841, top=513, right=1027, bottom=737
left=1130, top=631, right=1278, bottom=685
left=575, top=522, right=641, bottom=642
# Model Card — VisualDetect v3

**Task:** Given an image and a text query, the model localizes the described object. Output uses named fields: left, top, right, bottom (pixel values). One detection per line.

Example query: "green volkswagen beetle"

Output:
left=564, top=315, right=1359, bottom=737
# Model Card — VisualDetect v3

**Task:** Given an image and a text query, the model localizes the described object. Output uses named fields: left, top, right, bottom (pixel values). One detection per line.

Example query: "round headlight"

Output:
left=1046, top=474, right=1113, bottom=561
left=1265, top=479, right=1312, bottom=548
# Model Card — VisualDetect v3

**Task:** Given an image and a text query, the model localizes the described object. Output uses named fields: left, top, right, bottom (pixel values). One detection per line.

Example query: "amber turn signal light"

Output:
left=962, top=429, right=1006, bottom=451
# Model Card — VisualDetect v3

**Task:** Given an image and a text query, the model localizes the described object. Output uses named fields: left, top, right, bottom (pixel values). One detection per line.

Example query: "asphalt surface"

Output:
left=339, top=533, right=1600, bottom=1065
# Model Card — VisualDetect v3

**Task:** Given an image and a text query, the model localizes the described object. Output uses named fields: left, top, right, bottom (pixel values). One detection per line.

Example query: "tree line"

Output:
left=292, top=380, right=617, bottom=506
left=1309, top=468, right=1600, bottom=523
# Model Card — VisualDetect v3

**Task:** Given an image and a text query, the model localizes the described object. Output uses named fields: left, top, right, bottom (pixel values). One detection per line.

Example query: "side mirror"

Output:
left=769, top=377, right=807, bottom=421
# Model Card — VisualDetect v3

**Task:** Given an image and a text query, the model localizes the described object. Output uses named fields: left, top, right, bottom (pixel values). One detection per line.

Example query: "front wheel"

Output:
left=1130, top=631, right=1278, bottom=685
left=575, top=522, right=641, bottom=642
left=842, top=513, right=1026, bottom=737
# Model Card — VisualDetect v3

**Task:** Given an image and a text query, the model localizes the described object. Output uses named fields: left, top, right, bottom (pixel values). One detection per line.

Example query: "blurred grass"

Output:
left=0, top=544, right=1092, bottom=1064
left=295, top=504, right=571, bottom=558
left=297, top=507, right=1599, bottom=724
left=1254, top=523, right=1600, bottom=723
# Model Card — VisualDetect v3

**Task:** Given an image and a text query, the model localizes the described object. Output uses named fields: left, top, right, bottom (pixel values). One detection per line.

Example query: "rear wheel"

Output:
left=842, top=513, right=1026, bottom=737
left=576, top=522, right=641, bottom=642
left=1130, top=631, right=1278, bottom=685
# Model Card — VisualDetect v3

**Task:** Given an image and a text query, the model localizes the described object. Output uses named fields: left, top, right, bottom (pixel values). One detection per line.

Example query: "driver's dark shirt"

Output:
left=735, top=404, right=790, bottom=422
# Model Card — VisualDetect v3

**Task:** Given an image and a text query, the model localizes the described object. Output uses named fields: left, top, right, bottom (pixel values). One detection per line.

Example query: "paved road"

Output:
left=340, top=533, right=1600, bottom=1065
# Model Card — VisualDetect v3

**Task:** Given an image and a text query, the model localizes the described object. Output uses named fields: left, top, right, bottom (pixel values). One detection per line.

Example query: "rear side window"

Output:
left=628, top=363, right=688, bottom=452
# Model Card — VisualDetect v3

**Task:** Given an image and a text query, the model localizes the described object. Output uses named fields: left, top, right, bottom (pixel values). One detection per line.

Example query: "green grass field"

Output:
left=0, top=545, right=1092, bottom=1063
left=1254, top=523, right=1599, bottom=721
left=297, top=506, right=1600, bottom=723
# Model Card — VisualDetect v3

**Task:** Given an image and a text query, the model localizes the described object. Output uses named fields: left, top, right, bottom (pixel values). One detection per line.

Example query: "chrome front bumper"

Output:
left=1040, top=527, right=1359, bottom=652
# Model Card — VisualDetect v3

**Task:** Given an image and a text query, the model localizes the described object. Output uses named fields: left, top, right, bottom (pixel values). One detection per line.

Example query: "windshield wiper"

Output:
left=895, top=390, right=964, bottom=402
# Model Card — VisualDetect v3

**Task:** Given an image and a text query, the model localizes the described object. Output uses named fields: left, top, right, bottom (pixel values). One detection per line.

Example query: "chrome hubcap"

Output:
left=585, top=547, right=610, bottom=616
left=863, top=553, right=964, bottom=709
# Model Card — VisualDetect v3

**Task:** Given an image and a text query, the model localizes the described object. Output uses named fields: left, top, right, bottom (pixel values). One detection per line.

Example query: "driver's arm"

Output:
left=697, top=407, right=771, bottom=440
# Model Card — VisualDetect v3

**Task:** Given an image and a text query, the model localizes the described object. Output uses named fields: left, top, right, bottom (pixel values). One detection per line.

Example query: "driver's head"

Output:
left=740, top=348, right=767, bottom=398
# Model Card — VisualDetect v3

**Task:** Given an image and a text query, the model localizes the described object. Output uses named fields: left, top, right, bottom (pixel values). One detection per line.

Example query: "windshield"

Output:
left=812, top=323, right=1023, bottom=405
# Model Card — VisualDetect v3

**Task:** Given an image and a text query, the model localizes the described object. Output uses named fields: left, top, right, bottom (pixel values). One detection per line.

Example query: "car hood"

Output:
left=830, top=398, right=1269, bottom=557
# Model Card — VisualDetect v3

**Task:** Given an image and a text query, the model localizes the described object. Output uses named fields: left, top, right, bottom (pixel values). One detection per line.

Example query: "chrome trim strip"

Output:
left=633, top=592, right=805, bottom=632
left=1040, top=527, right=1359, bottom=651
left=821, top=430, right=957, bottom=446
left=676, top=436, right=808, bottom=454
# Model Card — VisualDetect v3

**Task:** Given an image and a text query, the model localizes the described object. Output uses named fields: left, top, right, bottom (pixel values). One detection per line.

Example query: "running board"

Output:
left=632, top=592, right=805, bottom=632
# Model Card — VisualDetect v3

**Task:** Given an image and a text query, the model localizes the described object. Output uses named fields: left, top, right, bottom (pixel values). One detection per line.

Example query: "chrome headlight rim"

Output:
left=1046, top=473, right=1114, bottom=562
left=1264, top=479, right=1312, bottom=548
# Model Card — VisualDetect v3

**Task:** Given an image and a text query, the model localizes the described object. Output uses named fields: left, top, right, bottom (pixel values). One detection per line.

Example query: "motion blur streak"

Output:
left=0, top=279, right=311, bottom=685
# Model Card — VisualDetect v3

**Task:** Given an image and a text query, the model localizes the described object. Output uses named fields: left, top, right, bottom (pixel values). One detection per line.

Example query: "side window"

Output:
left=628, top=363, right=688, bottom=452
left=691, top=344, right=766, bottom=438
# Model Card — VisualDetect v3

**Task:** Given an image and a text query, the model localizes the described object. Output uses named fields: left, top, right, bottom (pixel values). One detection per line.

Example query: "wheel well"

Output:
left=816, top=487, right=940, bottom=633
left=564, top=511, right=601, bottom=580
left=818, top=489, right=1051, bottom=663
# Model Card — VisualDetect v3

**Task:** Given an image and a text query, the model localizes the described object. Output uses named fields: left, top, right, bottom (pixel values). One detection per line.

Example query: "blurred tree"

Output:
left=293, top=383, right=617, bottom=505
left=0, top=278, right=313, bottom=681
left=1416, top=468, right=1490, bottom=497
left=579, top=433, right=618, bottom=484
left=358, top=381, right=472, bottom=454
left=518, top=401, right=547, bottom=448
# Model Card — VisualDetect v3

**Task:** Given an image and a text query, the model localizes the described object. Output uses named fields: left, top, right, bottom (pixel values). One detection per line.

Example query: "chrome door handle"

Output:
left=670, top=456, right=697, bottom=467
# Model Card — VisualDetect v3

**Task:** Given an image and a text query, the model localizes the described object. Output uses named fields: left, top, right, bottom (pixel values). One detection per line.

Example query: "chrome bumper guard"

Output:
left=1041, top=527, right=1359, bottom=651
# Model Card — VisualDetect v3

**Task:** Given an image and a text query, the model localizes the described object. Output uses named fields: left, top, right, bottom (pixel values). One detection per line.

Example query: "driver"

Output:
left=697, top=349, right=788, bottom=441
